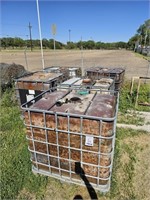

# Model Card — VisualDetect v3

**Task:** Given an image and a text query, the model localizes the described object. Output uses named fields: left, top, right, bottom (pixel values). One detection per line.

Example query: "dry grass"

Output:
left=113, top=133, right=150, bottom=200
left=16, top=129, right=150, bottom=200
left=1, top=49, right=149, bottom=79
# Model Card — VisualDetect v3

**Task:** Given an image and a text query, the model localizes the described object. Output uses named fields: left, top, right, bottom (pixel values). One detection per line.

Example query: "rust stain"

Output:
left=24, top=89, right=117, bottom=185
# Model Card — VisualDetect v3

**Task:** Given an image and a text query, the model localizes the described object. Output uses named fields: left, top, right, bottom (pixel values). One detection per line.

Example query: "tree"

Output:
left=128, top=19, right=150, bottom=48
left=14, top=37, right=24, bottom=48
left=42, top=38, right=49, bottom=49
left=48, top=39, right=54, bottom=49
left=84, top=40, right=95, bottom=49
left=66, top=42, right=76, bottom=49
left=127, top=34, right=139, bottom=49
left=95, top=41, right=102, bottom=49
left=116, top=41, right=127, bottom=49
left=1, top=38, right=7, bottom=49
left=137, top=19, right=150, bottom=45
left=76, top=41, right=82, bottom=49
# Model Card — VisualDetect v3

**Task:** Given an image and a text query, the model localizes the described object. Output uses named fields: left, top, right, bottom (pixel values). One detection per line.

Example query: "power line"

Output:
left=1, top=23, right=27, bottom=27
left=0, top=34, right=29, bottom=38
left=1, top=23, right=38, bottom=29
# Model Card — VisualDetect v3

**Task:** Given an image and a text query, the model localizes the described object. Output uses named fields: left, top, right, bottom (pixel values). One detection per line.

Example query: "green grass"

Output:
left=0, top=88, right=48, bottom=200
left=117, top=111, right=145, bottom=125
left=134, top=52, right=150, bottom=61
left=119, top=80, right=150, bottom=113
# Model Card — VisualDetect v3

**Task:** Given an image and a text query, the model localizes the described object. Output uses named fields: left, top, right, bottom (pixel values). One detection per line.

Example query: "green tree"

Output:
left=42, top=38, right=49, bottom=49
left=85, top=40, right=95, bottom=49
left=127, top=34, right=140, bottom=49
left=66, top=42, right=76, bottom=49
left=55, top=41, right=65, bottom=49
left=48, top=39, right=54, bottom=49
left=116, top=41, right=127, bottom=49
left=1, top=38, right=7, bottom=49
left=14, top=37, right=24, bottom=48
left=128, top=19, right=150, bottom=48
left=137, top=19, right=150, bottom=45
left=95, top=41, right=102, bottom=49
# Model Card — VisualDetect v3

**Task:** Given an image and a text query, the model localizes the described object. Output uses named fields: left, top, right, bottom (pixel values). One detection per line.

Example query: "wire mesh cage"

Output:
left=44, top=66, right=82, bottom=79
left=15, top=71, right=64, bottom=106
left=86, top=67, right=125, bottom=91
left=21, top=88, right=119, bottom=192
left=57, top=77, right=115, bottom=92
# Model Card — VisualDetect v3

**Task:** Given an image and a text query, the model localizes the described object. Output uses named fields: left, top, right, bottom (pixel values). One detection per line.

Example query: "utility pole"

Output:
left=81, top=36, right=84, bottom=76
left=68, top=29, right=71, bottom=50
left=51, top=24, right=57, bottom=66
left=28, top=22, right=33, bottom=51
left=52, top=24, right=56, bottom=51
left=6, top=35, right=9, bottom=49
left=69, top=29, right=71, bottom=43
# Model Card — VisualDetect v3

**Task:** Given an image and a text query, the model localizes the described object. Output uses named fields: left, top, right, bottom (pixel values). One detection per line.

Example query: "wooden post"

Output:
left=135, top=78, right=141, bottom=108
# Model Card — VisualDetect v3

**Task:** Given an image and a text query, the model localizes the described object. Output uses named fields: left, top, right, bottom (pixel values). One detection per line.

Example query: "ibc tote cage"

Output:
left=21, top=87, right=119, bottom=193
left=57, top=77, right=115, bottom=92
left=86, top=67, right=125, bottom=91
left=44, top=66, right=82, bottom=79
left=15, top=71, right=64, bottom=106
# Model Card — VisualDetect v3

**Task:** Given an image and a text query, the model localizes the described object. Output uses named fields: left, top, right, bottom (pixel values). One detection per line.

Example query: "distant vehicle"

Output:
left=147, top=47, right=150, bottom=56
left=135, top=45, right=150, bottom=56
left=143, top=46, right=150, bottom=56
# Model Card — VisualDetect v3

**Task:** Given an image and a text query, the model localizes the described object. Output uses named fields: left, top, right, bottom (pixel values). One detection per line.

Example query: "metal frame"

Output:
left=58, top=77, right=115, bottom=92
left=86, top=67, right=125, bottom=90
left=130, top=76, right=150, bottom=107
left=14, top=72, right=64, bottom=106
left=44, top=66, right=82, bottom=79
left=21, top=88, right=119, bottom=192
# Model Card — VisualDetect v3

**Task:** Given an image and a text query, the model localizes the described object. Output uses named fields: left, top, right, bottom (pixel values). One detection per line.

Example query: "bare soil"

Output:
left=1, top=49, right=150, bottom=79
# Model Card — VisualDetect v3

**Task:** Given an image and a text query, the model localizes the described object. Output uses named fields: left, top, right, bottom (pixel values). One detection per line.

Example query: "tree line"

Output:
left=0, top=37, right=127, bottom=50
left=1, top=19, right=149, bottom=51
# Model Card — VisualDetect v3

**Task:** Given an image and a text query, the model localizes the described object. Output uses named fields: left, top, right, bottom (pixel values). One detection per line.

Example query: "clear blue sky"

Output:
left=1, top=0, right=149, bottom=44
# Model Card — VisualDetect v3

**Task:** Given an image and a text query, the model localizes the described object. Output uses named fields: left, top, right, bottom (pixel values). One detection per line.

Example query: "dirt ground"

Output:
left=1, top=49, right=150, bottom=79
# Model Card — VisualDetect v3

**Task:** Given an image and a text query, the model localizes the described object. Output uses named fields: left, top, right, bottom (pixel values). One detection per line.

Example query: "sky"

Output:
left=1, top=0, right=150, bottom=44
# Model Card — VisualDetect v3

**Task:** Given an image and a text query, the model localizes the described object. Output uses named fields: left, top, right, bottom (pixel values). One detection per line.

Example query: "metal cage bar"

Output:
left=22, top=87, right=119, bottom=192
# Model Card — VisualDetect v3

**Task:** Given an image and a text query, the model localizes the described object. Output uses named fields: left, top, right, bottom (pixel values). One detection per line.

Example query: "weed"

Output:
left=119, top=80, right=150, bottom=112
